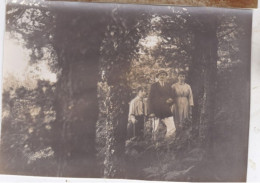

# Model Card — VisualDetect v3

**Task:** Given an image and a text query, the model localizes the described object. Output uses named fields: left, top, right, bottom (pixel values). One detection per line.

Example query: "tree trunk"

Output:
left=103, top=84, right=130, bottom=178
left=51, top=6, right=107, bottom=177
left=99, top=7, right=143, bottom=178
left=188, top=16, right=218, bottom=148
left=197, top=30, right=218, bottom=148
left=186, top=14, right=219, bottom=181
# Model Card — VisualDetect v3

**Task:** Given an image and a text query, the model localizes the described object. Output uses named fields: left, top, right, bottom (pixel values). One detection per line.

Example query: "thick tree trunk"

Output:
left=103, top=84, right=129, bottom=178
left=187, top=15, right=218, bottom=181
left=100, top=38, right=132, bottom=178
left=197, top=30, right=218, bottom=147
left=51, top=6, right=107, bottom=177
left=188, top=18, right=218, bottom=148
left=100, top=7, right=143, bottom=177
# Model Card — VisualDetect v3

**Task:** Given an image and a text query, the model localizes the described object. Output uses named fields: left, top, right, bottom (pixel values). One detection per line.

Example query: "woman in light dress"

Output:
left=171, top=71, right=194, bottom=129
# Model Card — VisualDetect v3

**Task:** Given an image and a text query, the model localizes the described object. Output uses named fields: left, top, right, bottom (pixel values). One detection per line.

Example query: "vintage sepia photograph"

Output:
left=0, top=0, right=252, bottom=182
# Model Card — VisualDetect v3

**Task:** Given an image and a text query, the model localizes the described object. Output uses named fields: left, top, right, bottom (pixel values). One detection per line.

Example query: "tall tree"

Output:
left=99, top=5, right=150, bottom=178
left=50, top=3, right=111, bottom=177
left=189, top=12, right=218, bottom=148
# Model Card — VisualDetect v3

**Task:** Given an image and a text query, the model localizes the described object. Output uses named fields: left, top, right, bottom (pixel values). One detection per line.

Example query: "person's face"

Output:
left=158, top=73, right=167, bottom=82
left=178, top=74, right=186, bottom=83
left=138, top=90, right=146, bottom=98
left=142, top=90, right=146, bottom=98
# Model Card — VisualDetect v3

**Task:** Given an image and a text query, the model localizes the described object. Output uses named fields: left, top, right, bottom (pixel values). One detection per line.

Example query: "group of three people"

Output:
left=128, top=69, right=194, bottom=140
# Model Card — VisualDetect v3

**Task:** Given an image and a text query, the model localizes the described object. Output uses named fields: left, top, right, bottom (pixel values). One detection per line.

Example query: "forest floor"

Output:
left=124, top=118, right=210, bottom=181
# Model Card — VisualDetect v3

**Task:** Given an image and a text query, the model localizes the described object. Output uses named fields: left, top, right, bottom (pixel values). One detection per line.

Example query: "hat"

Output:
left=156, top=69, right=168, bottom=78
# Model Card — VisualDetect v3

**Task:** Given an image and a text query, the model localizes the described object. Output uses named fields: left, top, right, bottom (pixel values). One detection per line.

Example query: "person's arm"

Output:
left=148, top=84, right=155, bottom=117
left=166, top=83, right=174, bottom=104
left=188, top=85, right=194, bottom=118
left=128, top=100, right=136, bottom=123
left=171, top=84, right=176, bottom=100
left=188, top=85, right=194, bottom=106
left=143, top=98, right=148, bottom=116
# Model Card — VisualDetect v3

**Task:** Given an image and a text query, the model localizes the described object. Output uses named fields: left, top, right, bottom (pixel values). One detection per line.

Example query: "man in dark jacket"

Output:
left=148, top=69, right=176, bottom=138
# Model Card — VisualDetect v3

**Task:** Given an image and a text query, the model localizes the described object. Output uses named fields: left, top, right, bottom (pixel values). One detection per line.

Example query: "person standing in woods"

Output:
left=148, top=69, right=176, bottom=139
left=171, top=71, right=194, bottom=130
left=127, top=87, right=147, bottom=140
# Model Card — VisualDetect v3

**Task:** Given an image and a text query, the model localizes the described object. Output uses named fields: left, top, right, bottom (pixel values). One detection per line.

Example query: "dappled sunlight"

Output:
left=139, top=35, right=162, bottom=49
left=3, top=33, right=58, bottom=91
